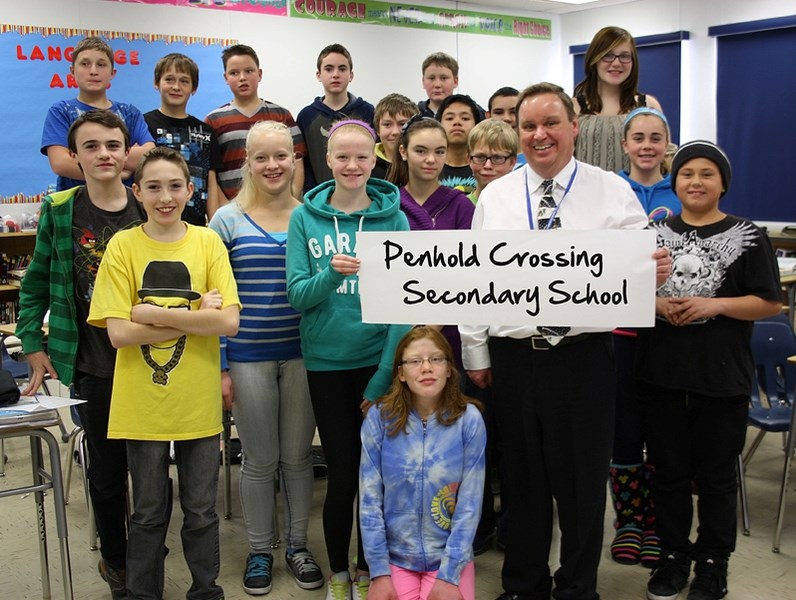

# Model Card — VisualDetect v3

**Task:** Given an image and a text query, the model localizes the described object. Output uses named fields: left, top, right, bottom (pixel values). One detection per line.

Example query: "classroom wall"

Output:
left=560, top=0, right=796, bottom=142
left=5, top=0, right=794, bottom=181
left=1, top=0, right=561, bottom=119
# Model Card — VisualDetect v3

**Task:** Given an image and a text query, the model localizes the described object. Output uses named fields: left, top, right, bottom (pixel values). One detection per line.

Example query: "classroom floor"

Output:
left=0, top=412, right=794, bottom=600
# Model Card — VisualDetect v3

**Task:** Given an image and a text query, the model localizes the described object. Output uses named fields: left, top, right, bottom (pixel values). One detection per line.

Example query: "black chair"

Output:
left=738, top=319, right=796, bottom=552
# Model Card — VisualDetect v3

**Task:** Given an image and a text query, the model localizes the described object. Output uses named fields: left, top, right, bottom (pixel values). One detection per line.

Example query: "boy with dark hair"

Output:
left=145, top=52, right=223, bottom=224
left=41, top=35, right=155, bottom=191
left=297, top=43, right=375, bottom=193
left=88, top=146, right=240, bottom=600
left=19, top=109, right=146, bottom=599
left=639, top=141, right=781, bottom=600
left=436, top=94, right=483, bottom=194
left=487, top=86, right=520, bottom=128
left=372, top=93, right=419, bottom=180
left=205, top=44, right=306, bottom=200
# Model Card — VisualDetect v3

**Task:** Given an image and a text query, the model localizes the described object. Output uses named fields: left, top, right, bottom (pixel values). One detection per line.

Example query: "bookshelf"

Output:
left=0, top=231, right=35, bottom=322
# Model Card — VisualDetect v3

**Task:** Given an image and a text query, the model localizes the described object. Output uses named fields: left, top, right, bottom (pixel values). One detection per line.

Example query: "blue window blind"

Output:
left=570, top=32, right=687, bottom=145
left=711, top=17, right=796, bottom=221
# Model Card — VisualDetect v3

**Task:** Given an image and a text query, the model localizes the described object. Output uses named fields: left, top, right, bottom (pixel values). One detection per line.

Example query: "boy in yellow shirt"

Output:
left=89, top=146, right=240, bottom=600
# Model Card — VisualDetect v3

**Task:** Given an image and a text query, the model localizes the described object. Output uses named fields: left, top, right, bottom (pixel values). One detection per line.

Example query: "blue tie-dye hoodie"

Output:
left=359, top=403, right=486, bottom=585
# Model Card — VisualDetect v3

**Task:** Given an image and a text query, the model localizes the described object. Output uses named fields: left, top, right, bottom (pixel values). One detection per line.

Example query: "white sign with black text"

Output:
left=357, top=229, right=657, bottom=327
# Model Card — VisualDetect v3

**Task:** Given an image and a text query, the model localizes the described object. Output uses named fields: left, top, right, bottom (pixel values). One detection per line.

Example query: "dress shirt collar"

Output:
left=523, top=157, right=578, bottom=194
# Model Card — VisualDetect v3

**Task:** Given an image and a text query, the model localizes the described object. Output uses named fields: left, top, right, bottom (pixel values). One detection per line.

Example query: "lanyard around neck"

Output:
left=524, top=163, right=578, bottom=230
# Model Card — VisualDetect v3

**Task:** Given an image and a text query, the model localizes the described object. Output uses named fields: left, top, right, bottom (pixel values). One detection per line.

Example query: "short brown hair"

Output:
left=222, top=44, right=259, bottom=70
left=154, top=53, right=199, bottom=91
left=517, top=82, right=576, bottom=122
left=374, top=94, right=419, bottom=127
left=467, top=120, right=519, bottom=156
left=72, top=36, right=114, bottom=66
left=67, top=110, right=130, bottom=153
left=422, top=52, right=459, bottom=77
left=316, top=43, right=352, bottom=71
left=134, top=146, right=191, bottom=186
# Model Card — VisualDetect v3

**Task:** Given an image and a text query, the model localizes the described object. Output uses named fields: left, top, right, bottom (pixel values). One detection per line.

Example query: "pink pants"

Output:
left=389, top=562, right=475, bottom=600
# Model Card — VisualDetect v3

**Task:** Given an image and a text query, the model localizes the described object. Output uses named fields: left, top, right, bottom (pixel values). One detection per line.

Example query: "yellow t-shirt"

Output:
left=88, top=225, right=240, bottom=441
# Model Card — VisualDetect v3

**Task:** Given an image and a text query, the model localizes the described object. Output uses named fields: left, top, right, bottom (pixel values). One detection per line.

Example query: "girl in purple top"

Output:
left=387, top=115, right=474, bottom=369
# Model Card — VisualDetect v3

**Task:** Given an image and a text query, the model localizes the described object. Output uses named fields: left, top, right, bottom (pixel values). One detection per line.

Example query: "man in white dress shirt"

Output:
left=460, top=82, right=671, bottom=600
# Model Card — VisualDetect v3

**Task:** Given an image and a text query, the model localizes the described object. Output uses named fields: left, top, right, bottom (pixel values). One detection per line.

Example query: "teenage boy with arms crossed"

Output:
left=145, top=53, right=223, bottom=224
left=206, top=44, right=306, bottom=201
left=88, top=146, right=240, bottom=600
left=18, top=110, right=146, bottom=598
left=41, top=36, right=154, bottom=191
left=297, top=43, right=375, bottom=193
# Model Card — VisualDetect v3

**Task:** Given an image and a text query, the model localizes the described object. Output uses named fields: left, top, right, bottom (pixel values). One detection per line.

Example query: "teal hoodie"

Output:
left=286, top=178, right=411, bottom=401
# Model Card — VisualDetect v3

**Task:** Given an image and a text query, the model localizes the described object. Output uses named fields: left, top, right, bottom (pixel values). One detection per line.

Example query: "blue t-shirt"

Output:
left=41, top=98, right=154, bottom=191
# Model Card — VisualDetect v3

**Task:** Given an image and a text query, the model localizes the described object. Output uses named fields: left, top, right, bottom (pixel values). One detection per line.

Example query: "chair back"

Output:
left=748, top=320, right=796, bottom=431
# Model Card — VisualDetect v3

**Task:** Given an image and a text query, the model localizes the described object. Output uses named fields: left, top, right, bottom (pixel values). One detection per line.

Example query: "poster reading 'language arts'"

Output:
left=357, top=229, right=657, bottom=328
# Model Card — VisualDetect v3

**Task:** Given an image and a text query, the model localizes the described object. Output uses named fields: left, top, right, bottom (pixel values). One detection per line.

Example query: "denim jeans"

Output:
left=230, top=358, right=315, bottom=552
left=73, top=371, right=128, bottom=570
left=126, top=435, right=223, bottom=600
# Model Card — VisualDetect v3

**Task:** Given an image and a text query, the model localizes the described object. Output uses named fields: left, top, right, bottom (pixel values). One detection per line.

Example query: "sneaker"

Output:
left=285, top=548, right=324, bottom=590
left=647, top=551, right=691, bottom=600
left=243, top=553, right=273, bottom=595
left=687, top=558, right=728, bottom=600
left=98, top=558, right=127, bottom=599
left=325, top=575, right=352, bottom=600
left=351, top=575, right=370, bottom=600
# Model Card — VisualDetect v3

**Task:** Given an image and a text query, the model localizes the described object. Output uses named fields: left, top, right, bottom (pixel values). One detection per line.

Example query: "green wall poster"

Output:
left=291, top=0, right=552, bottom=40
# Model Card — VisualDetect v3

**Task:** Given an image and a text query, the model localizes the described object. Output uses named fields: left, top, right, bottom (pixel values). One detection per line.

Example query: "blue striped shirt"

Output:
left=209, top=203, right=301, bottom=363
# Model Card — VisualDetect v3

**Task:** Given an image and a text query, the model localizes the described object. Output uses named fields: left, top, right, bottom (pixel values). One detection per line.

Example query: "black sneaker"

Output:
left=647, top=551, right=691, bottom=600
left=243, top=553, right=273, bottom=595
left=98, top=558, right=127, bottom=599
left=687, top=558, right=727, bottom=600
left=285, top=548, right=324, bottom=590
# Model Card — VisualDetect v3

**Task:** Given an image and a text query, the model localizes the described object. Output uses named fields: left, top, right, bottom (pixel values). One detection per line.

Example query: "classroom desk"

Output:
left=769, top=229, right=796, bottom=252
left=0, top=322, right=49, bottom=338
left=783, top=273, right=796, bottom=328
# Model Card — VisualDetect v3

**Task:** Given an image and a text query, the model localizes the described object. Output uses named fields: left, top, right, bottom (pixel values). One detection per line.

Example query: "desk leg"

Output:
left=30, top=436, right=51, bottom=599
left=39, top=430, right=74, bottom=599
left=222, top=412, right=232, bottom=519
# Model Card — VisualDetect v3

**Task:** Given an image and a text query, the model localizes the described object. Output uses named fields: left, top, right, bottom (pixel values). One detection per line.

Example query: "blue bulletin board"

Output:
left=0, top=25, right=235, bottom=202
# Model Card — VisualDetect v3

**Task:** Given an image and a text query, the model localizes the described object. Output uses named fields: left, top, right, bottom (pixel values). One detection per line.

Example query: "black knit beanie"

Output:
left=671, top=140, right=732, bottom=197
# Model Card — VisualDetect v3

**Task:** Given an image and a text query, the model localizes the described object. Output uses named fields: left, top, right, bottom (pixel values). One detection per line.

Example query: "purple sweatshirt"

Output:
left=399, top=185, right=475, bottom=367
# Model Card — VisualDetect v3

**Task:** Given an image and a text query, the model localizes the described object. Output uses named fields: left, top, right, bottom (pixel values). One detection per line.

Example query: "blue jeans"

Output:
left=230, top=358, right=316, bottom=552
left=126, top=435, right=223, bottom=600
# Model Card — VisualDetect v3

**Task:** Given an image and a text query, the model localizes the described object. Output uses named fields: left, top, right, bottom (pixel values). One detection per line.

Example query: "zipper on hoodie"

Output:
left=419, top=416, right=429, bottom=569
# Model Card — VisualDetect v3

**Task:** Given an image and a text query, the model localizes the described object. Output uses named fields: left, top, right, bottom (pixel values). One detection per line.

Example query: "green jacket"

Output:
left=17, top=187, right=82, bottom=386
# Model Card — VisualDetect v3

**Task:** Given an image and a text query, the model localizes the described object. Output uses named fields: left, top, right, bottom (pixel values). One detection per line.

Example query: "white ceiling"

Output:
left=460, top=0, right=641, bottom=15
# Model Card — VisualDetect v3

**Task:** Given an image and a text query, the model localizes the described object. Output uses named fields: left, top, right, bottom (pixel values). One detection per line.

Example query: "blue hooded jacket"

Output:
left=618, top=171, right=681, bottom=222
left=360, top=403, right=486, bottom=585
left=286, top=178, right=410, bottom=401
left=297, top=93, right=375, bottom=193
